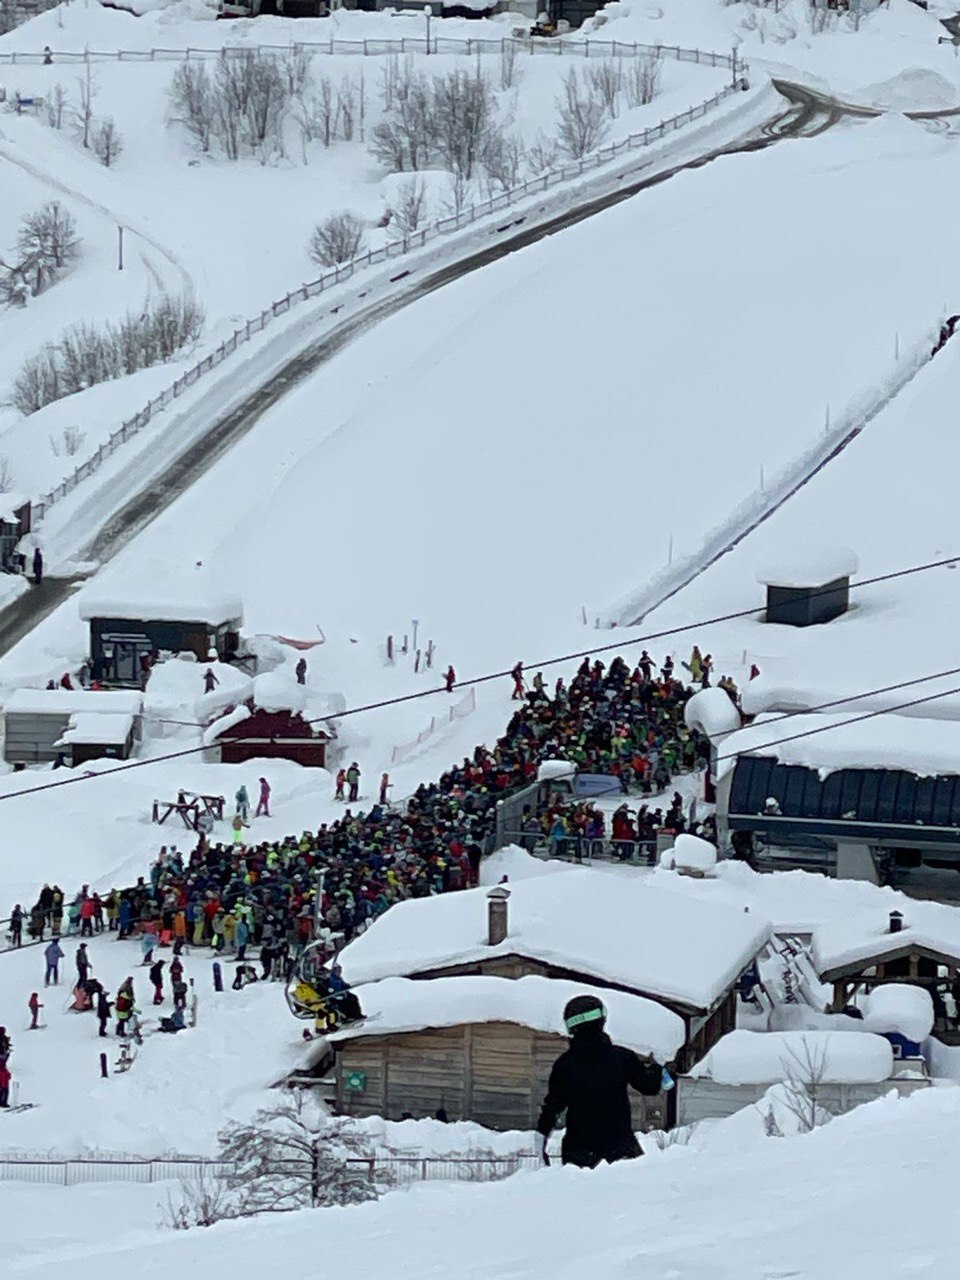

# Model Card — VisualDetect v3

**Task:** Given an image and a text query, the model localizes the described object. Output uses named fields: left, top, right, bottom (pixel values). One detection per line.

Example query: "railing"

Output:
left=499, top=831, right=660, bottom=864
left=28, top=53, right=746, bottom=522
left=0, top=915, right=42, bottom=954
left=391, top=686, right=476, bottom=764
left=0, top=38, right=739, bottom=66
left=0, top=1153, right=540, bottom=1186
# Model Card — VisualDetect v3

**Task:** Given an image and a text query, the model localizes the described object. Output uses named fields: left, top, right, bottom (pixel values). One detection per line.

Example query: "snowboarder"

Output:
left=255, top=776, right=271, bottom=818
left=149, top=959, right=165, bottom=1005
left=32, top=547, right=42, bottom=586
left=96, top=990, right=112, bottom=1037
left=334, top=768, right=346, bottom=801
left=28, top=993, right=42, bottom=1030
left=346, top=762, right=360, bottom=803
left=76, top=943, right=90, bottom=986
left=295, top=657, right=307, bottom=685
left=43, top=938, right=64, bottom=986
left=444, top=665, right=456, bottom=693
left=510, top=661, right=525, bottom=700
left=536, top=995, right=665, bottom=1169
left=203, top=667, right=219, bottom=694
left=379, top=772, right=391, bottom=805
left=159, top=1007, right=186, bottom=1034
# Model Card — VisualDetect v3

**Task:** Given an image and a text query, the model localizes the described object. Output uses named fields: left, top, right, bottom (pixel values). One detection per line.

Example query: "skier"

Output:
left=295, top=656, right=307, bottom=685
left=76, top=943, right=90, bottom=987
left=235, top=784, right=250, bottom=821
left=379, top=772, right=391, bottom=805
left=43, top=937, right=64, bottom=986
left=149, top=959, right=165, bottom=1005
left=235, top=915, right=249, bottom=962
left=28, top=993, right=42, bottom=1030
left=115, top=978, right=134, bottom=1036
left=203, top=667, right=219, bottom=694
left=8, top=904, right=22, bottom=948
left=255, top=776, right=271, bottom=818
left=334, top=768, right=346, bottom=801
left=536, top=995, right=665, bottom=1169
left=32, top=547, right=42, bottom=586
left=96, top=989, right=112, bottom=1037
left=444, top=665, right=456, bottom=693
left=346, top=762, right=361, bottom=803
left=510, top=661, right=525, bottom=701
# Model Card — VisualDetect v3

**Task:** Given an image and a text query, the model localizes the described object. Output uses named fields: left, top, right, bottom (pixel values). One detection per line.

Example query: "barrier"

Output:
left=391, top=685, right=476, bottom=763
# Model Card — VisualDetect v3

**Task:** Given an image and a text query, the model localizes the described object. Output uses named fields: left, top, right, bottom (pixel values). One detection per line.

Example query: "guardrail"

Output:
left=499, top=832, right=660, bottom=864
left=0, top=1153, right=540, bottom=1185
left=31, top=61, right=746, bottom=523
left=0, top=37, right=739, bottom=66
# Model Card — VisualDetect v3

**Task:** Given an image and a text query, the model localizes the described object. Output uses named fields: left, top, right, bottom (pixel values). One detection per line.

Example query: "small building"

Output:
left=202, top=670, right=334, bottom=767
left=812, top=908, right=960, bottom=1045
left=0, top=493, right=31, bottom=574
left=716, top=712, right=960, bottom=888
left=678, top=1028, right=929, bottom=1125
left=329, top=973, right=685, bottom=1130
left=3, top=689, right=143, bottom=765
left=334, top=870, right=771, bottom=1076
left=79, top=588, right=243, bottom=687
left=757, top=547, right=858, bottom=628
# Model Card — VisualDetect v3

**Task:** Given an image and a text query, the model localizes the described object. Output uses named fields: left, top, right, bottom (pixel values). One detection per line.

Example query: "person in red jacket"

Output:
left=28, top=992, right=42, bottom=1029
left=335, top=769, right=346, bottom=801
left=444, top=665, right=456, bottom=693
left=0, top=1057, right=11, bottom=1108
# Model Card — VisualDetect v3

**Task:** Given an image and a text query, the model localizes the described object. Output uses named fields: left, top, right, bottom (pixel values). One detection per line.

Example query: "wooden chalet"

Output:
left=0, top=493, right=31, bottom=574
left=202, top=670, right=334, bottom=767
left=813, top=909, right=960, bottom=1045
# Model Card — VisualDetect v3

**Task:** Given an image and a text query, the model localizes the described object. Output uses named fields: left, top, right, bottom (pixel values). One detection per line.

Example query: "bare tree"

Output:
left=338, top=78, right=359, bottom=142
left=555, top=69, right=608, bottom=159
left=281, top=45, right=312, bottom=98
left=75, top=63, right=97, bottom=150
left=309, top=211, right=366, bottom=267
left=0, top=455, right=15, bottom=493
left=316, top=75, right=339, bottom=148
left=49, top=426, right=86, bottom=458
left=482, top=130, right=523, bottom=192
left=625, top=54, right=662, bottom=108
left=432, top=69, right=496, bottom=181
left=500, top=37, right=519, bottom=91
left=168, top=61, right=215, bottom=153
left=370, top=66, right=433, bottom=172
left=391, top=175, right=428, bottom=233
left=161, top=1165, right=238, bottom=1230
left=15, top=201, right=80, bottom=296
left=779, top=1037, right=833, bottom=1133
left=527, top=130, right=559, bottom=175
left=46, top=82, right=68, bottom=130
left=589, top=59, right=624, bottom=118
left=93, top=117, right=124, bottom=168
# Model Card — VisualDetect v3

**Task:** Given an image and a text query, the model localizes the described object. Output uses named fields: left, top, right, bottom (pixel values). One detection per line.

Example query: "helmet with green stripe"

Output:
left=563, top=994, right=606, bottom=1035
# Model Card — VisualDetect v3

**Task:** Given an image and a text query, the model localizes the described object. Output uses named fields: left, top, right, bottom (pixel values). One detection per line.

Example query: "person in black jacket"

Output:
left=536, top=995, right=664, bottom=1169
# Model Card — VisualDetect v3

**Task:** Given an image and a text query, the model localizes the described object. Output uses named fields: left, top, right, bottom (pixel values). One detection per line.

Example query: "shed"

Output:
left=56, top=711, right=137, bottom=765
left=79, top=588, right=243, bottom=687
left=677, top=1028, right=928, bottom=1125
left=812, top=907, right=960, bottom=1044
left=329, top=974, right=685, bottom=1131
left=3, top=689, right=143, bottom=765
left=334, top=870, right=771, bottom=1070
left=207, top=705, right=330, bottom=767
left=757, top=547, right=858, bottom=627
left=0, top=492, right=31, bottom=574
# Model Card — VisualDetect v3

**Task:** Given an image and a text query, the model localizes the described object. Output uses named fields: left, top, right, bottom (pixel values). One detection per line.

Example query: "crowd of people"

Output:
left=4, top=652, right=729, bottom=1032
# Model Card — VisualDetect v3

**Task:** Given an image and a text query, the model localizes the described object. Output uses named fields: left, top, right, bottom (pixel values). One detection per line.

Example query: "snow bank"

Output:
left=252, top=669, right=307, bottom=716
left=717, top=711, right=960, bottom=780
left=812, top=904, right=960, bottom=976
left=755, top=545, right=859, bottom=588
left=687, top=1030, right=894, bottom=1085
left=329, top=973, right=686, bottom=1061
left=3, top=689, right=143, bottom=716
left=661, top=833, right=718, bottom=874
left=203, top=703, right=251, bottom=747
left=336, top=868, right=771, bottom=1011
left=683, top=686, right=740, bottom=739
left=864, top=985, right=934, bottom=1044
left=58, top=711, right=135, bottom=745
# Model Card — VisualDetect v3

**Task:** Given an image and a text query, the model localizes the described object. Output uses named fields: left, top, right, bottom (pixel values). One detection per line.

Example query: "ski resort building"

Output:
left=202, top=670, right=335, bottom=767
left=79, top=588, right=244, bottom=687
left=757, top=547, right=858, bottom=628
left=2, top=689, right=143, bottom=765
left=0, top=493, right=31, bottom=574
left=327, top=871, right=770, bottom=1127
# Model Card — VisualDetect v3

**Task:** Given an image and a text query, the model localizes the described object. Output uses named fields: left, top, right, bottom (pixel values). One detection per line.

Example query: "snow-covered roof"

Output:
left=812, top=905, right=960, bottom=977
left=717, top=712, right=960, bottom=780
left=327, top=974, right=686, bottom=1061
left=0, top=491, right=30, bottom=524
left=755, top=546, right=859, bottom=589
left=686, top=1030, right=894, bottom=1085
left=252, top=670, right=307, bottom=715
left=863, top=985, right=934, bottom=1044
left=57, top=712, right=135, bottom=746
left=4, top=689, right=143, bottom=718
left=78, top=589, right=243, bottom=626
left=684, top=687, right=741, bottom=740
left=335, top=868, right=771, bottom=1012
left=202, top=704, right=251, bottom=748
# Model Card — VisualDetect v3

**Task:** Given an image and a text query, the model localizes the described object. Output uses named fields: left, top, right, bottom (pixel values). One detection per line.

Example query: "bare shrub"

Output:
left=483, top=131, right=524, bottom=191
left=169, top=61, right=215, bottom=153
left=779, top=1037, right=834, bottom=1133
left=161, top=1166, right=237, bottom=1230
left=370, top=67, right=433, bottom=172
left=625, top=54, right=661, bottom=108
left=432, top=69, right=496, bottom=181
left=46, top=83, right=68, bottom=130
left=391, top=176, right=428, bottom=233
left=527, top=130, right=559, bottom=175
left=0, top=455, right=15, bottom=492
left=11, top=202, right=80, bottom=298
left=49, top=426, right=86, bottom=458
left=309, top=212, right=366, bottom=267
left=338, top=78, right=359, bottom=142
left=75, top=64, right=97, bottom=150
left=555, top=69, right=608, bottom=159
left=500, top=37, right=519, bottom=90
left=589, top=59, right=624, bottom=118
left=93, top=117, right=124, bottom=168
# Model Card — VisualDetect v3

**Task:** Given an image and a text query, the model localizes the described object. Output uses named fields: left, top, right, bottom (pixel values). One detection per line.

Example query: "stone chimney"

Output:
left=487, top=886, right=510, bottom=946
left=889, top=910, right=904, bottom=934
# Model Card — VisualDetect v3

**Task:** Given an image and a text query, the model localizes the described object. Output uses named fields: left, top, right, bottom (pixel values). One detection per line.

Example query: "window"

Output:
left=820, top=771, right=842, bottom=820
left=839, top=770, right=863, bottom=820
left=858, top=772, right=881, bottom=822
left=876, top=772, right=901, bottom=824
left=931, top=777, right=957, bottom=827
left=892, top=774, right=917, bottom=824
left=914, top=776, right=936, bottom=826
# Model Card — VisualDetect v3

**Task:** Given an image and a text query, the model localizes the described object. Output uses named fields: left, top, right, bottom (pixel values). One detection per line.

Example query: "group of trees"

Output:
left=0, top=201, right=80, bottom=308
left=13, top=291, right=204, bottom=416
left=41, top=69, right=124, bottom=168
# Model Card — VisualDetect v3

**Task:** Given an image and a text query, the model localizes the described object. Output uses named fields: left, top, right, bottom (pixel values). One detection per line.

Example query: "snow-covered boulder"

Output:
left=864, top=985, right=934, bottom=1044
left=684, top=686, right=741, bottom=739
left=661, top=833, right=718, bottom=876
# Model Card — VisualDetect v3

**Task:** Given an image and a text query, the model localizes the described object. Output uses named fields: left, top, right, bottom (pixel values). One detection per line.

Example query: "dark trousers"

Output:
left=98, top=1016, right=108, bottom=1037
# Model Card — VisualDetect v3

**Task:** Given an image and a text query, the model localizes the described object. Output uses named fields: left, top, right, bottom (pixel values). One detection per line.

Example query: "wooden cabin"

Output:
left=0, top=493, right=31, bottom=574
left=212, top=706, right=330, bottom=767
left=328, top=974, right=685, bottom=1131
left=56, top=710, right=138, bottom=766
left=813, top=910, right=960, bottom=1045
left=79, top=588, right=243, bottom=687
left=3, top=689, right=143, bottom=765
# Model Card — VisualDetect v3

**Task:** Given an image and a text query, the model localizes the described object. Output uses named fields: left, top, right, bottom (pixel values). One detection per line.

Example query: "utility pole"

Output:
left=117, top=225, right=124, bottom=271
